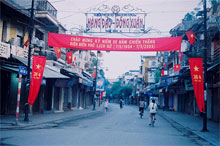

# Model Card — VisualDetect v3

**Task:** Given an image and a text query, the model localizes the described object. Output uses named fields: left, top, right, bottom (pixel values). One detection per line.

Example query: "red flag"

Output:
left=186, top=30, right=196, bottom=44
left=92, top=71, right=96, bottom=78
left=163, top=63, right=166, bottom=68
left=100, top=92, right=103, bottom=100
left=28, top=56, right=46, bottom=105
left=66, top=51, right=72, bottom=64
left=174, top=64, right=181, bottom=72
left=188, top=58, right=205, bottom=112
left=54, top=47, right=61, bottom=58
left=161, top=69, right=164, bottom=76
left=24, top=38, right=29, bottom=47
left=179, top=51, right=183, bottom=62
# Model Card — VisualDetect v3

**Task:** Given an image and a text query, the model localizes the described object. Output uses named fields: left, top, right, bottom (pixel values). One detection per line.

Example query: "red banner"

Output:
left=174, top=64, right=181, bottom=72
left=186, top=30, right=196, bottom=44
left=48, top=33, right=182, bottom=52
left=54, top=47, right=61, bottom=58
left=188, top=58, right=205, bottom=112
left=66, top=51, right=72, bottom=64
left=28, top=56, right=46, bottom=105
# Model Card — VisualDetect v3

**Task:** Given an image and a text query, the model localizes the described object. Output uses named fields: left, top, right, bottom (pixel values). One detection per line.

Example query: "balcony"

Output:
left=35, top=0, right=58, bottom=27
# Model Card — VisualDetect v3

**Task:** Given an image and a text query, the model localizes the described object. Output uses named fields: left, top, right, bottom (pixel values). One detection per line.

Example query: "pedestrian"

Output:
left=162, top=100, right=165, bottom=111
left=93, top=97, right=96, bottom=110
left=148, top=99, right=158, bottom=126
left=144, top=101, right=147, bottom=110
left=104, top=99, right=108, bottom=112
left=120, top=98, right=123, bottom=109
left=139, top=98, right=145, bottom=118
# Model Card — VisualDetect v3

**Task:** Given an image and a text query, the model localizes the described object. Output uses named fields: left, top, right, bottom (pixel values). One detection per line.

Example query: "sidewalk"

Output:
left=159, top=110, right=220, bottom=146
left=0, top=106, right=103, bottom=130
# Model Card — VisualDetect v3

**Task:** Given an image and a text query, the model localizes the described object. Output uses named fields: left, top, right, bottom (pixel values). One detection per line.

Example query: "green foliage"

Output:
left=111, top=81, right=121, bottom=97
left=106, top=88, right=111, bottom=97
left=209, top=0, right=219, bottom=13
left=110, top=82, right=132, bottom=98
left=119, top=86, right=132, bottom=97
left=92, top=58, right=97, bottom=66
left=99, top=69, right=105, bottom=78
left=183, top=12, right=196, bottom=21
left=104, top=79, right=110, bottom=86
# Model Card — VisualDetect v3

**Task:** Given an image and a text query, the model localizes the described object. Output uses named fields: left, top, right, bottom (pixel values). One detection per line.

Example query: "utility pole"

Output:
left=93, top=51, right=99, bottom=110
left=24, top=0, right=35, bottom=121
left=202, top=0, right=208, bottom=132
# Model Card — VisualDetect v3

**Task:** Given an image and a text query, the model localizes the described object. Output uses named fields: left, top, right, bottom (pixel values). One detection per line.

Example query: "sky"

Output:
left=51, top=0, right=204, bottom=79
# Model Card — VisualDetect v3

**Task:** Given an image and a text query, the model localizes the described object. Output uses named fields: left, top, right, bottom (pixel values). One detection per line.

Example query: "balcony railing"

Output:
left=36, top=0, right=57, bottom=18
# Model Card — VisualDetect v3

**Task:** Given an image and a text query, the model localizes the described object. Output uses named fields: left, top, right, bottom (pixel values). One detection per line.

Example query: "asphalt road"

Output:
left=1, top=103, right=208, bottom=146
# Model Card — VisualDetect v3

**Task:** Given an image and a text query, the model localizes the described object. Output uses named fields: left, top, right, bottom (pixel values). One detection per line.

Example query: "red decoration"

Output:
left=174, top=64, right=181, bottom=72
left=48, top=33, right=182, bottom=52
left=92, top=71, right=96, bottom=78
left=54, top=47, right=61, bottom=59
left=189, top=58, right=205, bottom=112
left=161, top=69, right=164, bottom=76
left=163, top=63, right=166, bottom=68
left=24, top=38, right=29, bottom=47
left=66, top=51, right=72, bottom=64
left=28, top=56, right=46, bottom=105
left=100, top=92, right=104, bottom=100
left=186, top=30, right=196, bottom=44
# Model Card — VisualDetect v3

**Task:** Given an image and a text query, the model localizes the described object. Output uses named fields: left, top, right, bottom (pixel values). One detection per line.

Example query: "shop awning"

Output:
left=12, top=55, right=69, bottom=79
left=207, top=61, right=220, bottom=71
left=43, top=67, right=69, bottom=79
left=0, top=64, right=19, bottom=72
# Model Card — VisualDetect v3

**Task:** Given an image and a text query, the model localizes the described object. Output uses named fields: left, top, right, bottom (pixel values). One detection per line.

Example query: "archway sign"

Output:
left=48, top=33, right=182, bottom=52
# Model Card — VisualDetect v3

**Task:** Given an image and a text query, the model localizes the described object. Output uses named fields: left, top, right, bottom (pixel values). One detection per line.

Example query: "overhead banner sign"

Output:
left=48, top=33, right=182, bottom=52
left=86, top=13, right=145, bottom=33
left=85, top=5, right=146, bottom=33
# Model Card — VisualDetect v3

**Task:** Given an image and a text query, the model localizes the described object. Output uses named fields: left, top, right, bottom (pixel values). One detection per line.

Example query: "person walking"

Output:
left=104, top=99, right=109, bottom=112
left=139, top=99, right=145, bottom=118
left=120, top=98, right=123, bottom=109
left=148, top=99, right=157, bottom=126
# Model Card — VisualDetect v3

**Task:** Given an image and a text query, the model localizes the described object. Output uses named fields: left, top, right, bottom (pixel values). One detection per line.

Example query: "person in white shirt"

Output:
left=148, top=99, right=157, bottom=126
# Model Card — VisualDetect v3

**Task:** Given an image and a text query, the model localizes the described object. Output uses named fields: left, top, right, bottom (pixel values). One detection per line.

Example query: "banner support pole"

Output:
left=24, top=0, right=35, bottom=122
left=202, top=0, right=208, bottom=132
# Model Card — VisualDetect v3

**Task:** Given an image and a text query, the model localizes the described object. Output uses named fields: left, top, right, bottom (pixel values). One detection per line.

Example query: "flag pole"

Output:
left=202, top=0, right=208, bottom=132
left=24, top=0, right=35, bottom=121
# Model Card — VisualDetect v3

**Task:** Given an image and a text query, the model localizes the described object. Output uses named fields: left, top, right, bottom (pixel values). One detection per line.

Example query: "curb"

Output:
left=0, top=110, right=103, bottom=130
left=158, top=112, right=216, bottom=146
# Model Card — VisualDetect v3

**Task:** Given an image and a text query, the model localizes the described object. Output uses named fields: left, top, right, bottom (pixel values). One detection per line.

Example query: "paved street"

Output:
left=1, top=104, right=213, bottom=146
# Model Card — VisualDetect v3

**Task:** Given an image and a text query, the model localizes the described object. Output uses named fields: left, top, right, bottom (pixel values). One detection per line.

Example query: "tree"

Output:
left=111, top=81, right=121, bottom=98
left=119, top=86, right=132, bottom=97
left=99, top=69, right=105, bottom=78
